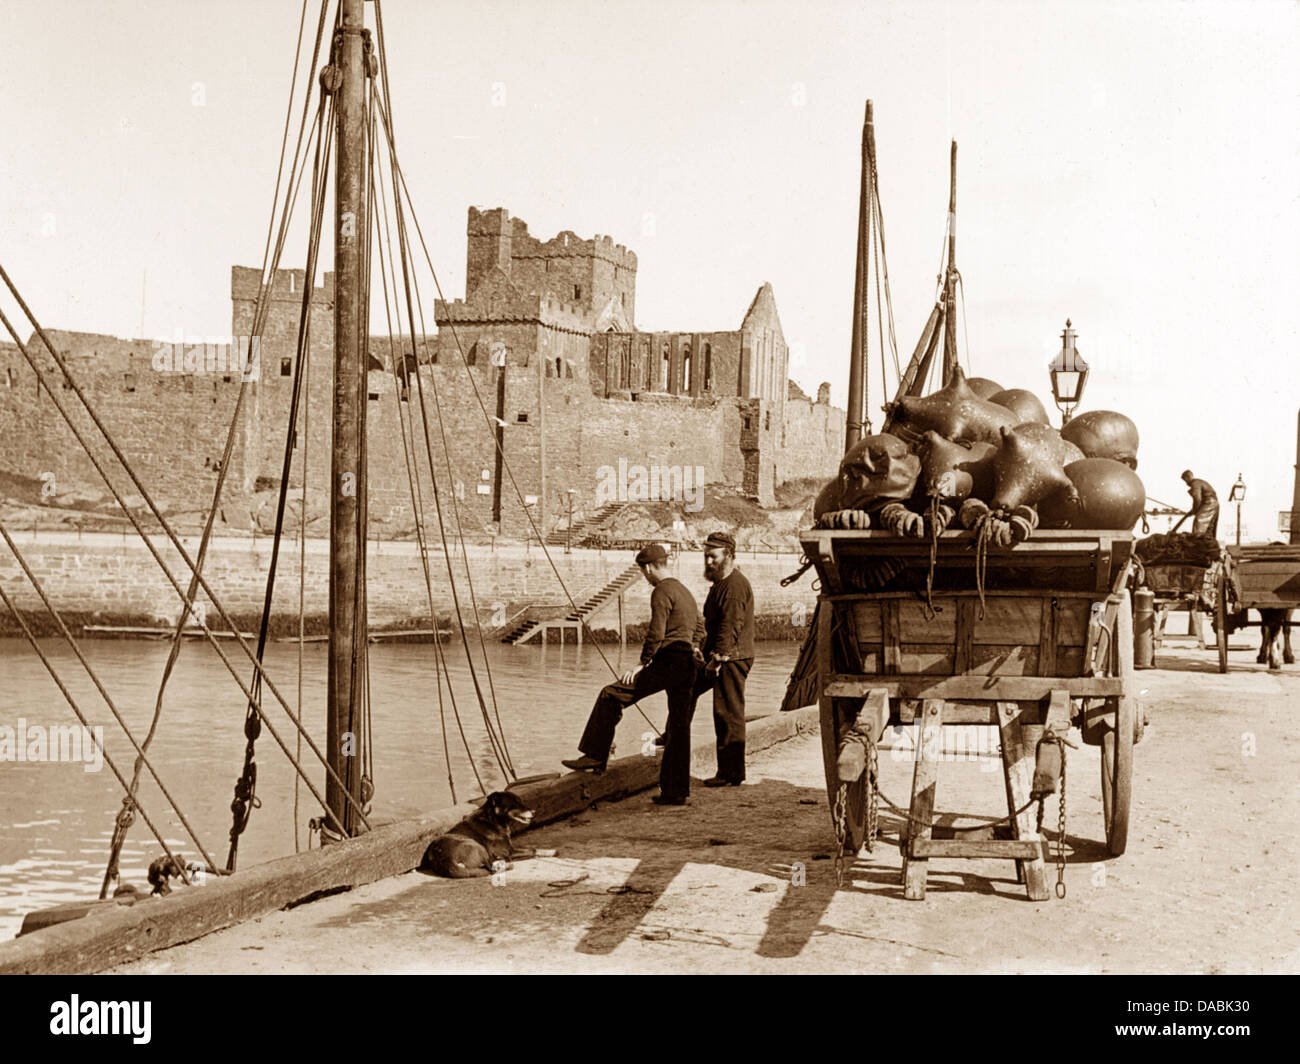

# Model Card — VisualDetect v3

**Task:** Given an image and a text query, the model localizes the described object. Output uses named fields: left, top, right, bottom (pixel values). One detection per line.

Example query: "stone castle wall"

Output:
left=0, top=210, right=846, bottom=537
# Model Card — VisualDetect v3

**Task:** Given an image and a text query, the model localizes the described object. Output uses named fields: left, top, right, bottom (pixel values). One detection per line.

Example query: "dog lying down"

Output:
left=420, top=790, right=543, bottom=878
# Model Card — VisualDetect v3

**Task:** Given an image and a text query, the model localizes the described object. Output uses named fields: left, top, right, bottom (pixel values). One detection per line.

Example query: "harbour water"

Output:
left=0, top=636, right=800, bottom=939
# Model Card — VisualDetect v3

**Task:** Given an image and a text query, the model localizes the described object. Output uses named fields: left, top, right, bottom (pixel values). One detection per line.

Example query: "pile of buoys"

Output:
left=814, top=366, right=1145, bottom=542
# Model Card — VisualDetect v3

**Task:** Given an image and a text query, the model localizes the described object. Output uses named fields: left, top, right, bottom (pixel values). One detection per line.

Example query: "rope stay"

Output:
left=369, top=115, right=486, bottom=799
left=0, top=580, right=197, bottom=887
left=369, top=73, right=663, bottom=734
left=228, top=85, right=339, bottom=871
left=101, top=6, right=338, bottom=888
left=369, top=89, right=514, bottom=783
left=0, top=291, right=372, bottom=839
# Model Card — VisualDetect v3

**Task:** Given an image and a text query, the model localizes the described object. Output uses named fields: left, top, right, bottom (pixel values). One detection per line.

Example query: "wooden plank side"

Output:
left=1058, top=646, right=1085, bottom=676
left=826, top=674, right=1122, bottom=700
left=851, top=601, right=883, bottom=641
left=910, top=839, right=1043, bottom=859
left=971, top=598, right=1041, bottom=645
left=902, top=698, right=944, bottom=900
left=1055, top=600, right=1091, bottom=646
left=899, top=644, right=957, bottom=675
left=899, top=599, right=957, bottom=640
left=954, top=598, right=975, bottom=673
left=898, top=700, right=1024, bottom=724
left=1039, top=597, right=1059, bottom=676
left=883, top=600, right=901, bottom=674
left=969, top=644, right=1040, bottom=676
left=998, top=702, right=1050, bottom=901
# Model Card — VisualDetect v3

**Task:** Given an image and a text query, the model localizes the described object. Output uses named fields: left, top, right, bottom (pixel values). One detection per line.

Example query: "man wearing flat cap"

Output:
left=562, top=543, right=705, bottom=805
left=691, top=530, right=755, bottom=786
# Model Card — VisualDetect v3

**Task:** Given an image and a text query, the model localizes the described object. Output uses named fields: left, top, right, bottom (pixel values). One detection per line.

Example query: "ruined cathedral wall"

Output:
left=543, top=392, right=740, bottom=523
left=588, top=330, right=742, bottom=399
left=775, top=392, right=846, bottom=483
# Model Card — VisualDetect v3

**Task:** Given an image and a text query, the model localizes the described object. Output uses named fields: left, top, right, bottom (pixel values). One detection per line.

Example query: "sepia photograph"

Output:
left=0, top=0, right=1294, bottom=1022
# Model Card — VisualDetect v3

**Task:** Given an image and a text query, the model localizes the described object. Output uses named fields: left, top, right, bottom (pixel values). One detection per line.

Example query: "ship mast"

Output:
left=845, top=102, right=873, bottom=451
left=327, top=0, right=369, bottom=836
left=941, top=140, right=958, bottom=385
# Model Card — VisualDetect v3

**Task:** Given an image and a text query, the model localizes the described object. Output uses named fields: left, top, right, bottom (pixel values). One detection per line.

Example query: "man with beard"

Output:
left=692, top=531, right=755, bottom=786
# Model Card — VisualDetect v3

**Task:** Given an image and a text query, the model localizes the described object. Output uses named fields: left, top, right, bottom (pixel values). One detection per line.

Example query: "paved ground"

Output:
left=114, top=643, right=1300, bottom=974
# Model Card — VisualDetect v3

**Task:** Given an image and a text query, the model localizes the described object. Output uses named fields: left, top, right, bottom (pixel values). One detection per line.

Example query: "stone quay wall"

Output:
left=0, top=530, right=819, bottom=637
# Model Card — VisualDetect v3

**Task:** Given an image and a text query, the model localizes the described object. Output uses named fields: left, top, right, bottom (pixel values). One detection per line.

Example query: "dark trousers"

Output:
left=691, top=658, right=752, bottom=782
left=578, top=642, right=698, bottom=799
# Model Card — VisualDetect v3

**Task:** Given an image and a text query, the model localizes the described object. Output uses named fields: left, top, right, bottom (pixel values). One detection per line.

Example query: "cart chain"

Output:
left=1033, top=736, right=1070, bottom=898
left=832, top=784, right=848, bottom=886
left=866, top=729, right=879, bottom=854
left=1055, top=748, right=1068, bottom=898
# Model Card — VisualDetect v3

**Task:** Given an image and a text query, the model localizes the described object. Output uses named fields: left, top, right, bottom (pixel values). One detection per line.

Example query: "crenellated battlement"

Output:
left=231, top=266, right=334, bottom=305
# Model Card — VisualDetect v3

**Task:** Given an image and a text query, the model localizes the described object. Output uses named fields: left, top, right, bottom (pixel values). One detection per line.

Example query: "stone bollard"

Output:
left=1134, top=588, right=1156, bottom=670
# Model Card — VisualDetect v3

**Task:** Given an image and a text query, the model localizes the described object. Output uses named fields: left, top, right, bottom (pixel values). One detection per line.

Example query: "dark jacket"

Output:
left=703, top=567, right=755, bottom=661
left=1187, top=478, right=1218, bottom=512
left=641, top=577, right=705, bottom=666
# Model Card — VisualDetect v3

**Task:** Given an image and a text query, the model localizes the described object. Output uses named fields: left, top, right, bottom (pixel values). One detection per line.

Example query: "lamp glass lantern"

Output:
left=1230, top=474, right=1246, bottom=545
left=1047, top=318, right=1090, bottom=423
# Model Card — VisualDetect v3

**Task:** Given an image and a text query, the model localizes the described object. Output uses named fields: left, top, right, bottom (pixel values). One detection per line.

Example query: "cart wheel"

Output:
left=820, top=697, right=867, bottom=855
left=1215, top=566, right=1229, bottom=674
left=1101, top=591, right=1135, bottom=856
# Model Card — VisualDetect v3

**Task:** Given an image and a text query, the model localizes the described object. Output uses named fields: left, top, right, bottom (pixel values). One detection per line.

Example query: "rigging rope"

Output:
left=0, top=294, right=371, bottom=837
left=294, top=307, right=311, bottom=852
left=106, top=15, right=336, bottom=888
left=228, top=89, right=337, bottom=871
left=369, top=35, right=515, bottom=780
left=369, top=113, right=485, bottom=797
left=0, top=526, right=217, bottom=879
left=0, top=580, right=198, bottom=885
left=370, top=90, right=662, bottom=734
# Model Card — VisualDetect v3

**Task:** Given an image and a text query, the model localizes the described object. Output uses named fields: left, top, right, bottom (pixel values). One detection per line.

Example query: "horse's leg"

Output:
left=1284, top=611, right=1295, bottom=666
left=1261, top=610, right=1282, bottom=671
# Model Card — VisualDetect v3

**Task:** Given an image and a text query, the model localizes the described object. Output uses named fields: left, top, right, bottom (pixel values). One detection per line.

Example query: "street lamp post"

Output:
left=1048, top=319, right=1090, bottom=426
left=1229, top=474, right=1246, bottom=546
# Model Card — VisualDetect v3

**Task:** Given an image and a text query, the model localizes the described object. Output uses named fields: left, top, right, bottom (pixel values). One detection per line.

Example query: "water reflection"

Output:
left=0, top=636, right=799, bottom=939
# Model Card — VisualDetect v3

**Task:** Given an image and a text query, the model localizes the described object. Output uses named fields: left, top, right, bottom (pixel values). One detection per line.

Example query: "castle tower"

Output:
left=466, top=207, right=514, bottom=296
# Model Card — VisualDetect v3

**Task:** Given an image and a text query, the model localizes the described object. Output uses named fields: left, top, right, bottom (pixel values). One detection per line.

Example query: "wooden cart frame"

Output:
left=1140, top=562, right=1214, bottom=650
left=1214, top=544, right=1300, bottom=672
left=802, top=529, right=1138, bottom=901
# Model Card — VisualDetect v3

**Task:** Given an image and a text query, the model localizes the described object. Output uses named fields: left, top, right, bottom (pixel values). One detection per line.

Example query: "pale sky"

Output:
left=2, top=0, right=1297, bottom=538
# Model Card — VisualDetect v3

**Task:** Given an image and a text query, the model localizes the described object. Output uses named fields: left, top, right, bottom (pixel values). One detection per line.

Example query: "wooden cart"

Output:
left=1140, top=562, right=1216, bottom=650
left=801, top=528, right=1138, bottom=901
left=1214, top=544, right=1300, bottom=672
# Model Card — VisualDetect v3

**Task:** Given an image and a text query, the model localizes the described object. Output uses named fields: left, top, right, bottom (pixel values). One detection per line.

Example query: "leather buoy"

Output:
left=890, top=366, right=1017, bottom=447
left=1061, top=410, right=1140, bottom=470
left=965, top=376, right=1005, bottom=400
left=1039, top=458, right=1146, bottom=530
left=989, top=388, right=1051, bottom=426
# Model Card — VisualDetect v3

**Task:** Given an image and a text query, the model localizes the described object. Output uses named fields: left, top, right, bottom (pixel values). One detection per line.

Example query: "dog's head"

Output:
left=479, top=790, right=535, bottom=829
